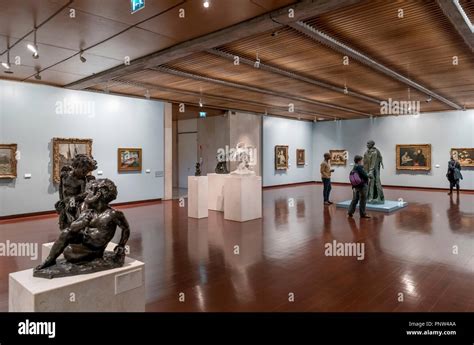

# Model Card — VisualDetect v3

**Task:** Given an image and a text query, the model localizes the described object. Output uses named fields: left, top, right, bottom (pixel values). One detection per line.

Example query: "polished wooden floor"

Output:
left=1, top=184, right=473, bottom=312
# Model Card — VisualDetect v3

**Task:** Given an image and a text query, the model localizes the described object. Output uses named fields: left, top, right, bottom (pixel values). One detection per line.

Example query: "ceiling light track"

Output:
left=289, top=21, right=462, bottom=110
left=208, top=48, right=381, bottom=105
left=110, top=78, right=338, bottom=120
left=151, top=66, right=372, bottom=117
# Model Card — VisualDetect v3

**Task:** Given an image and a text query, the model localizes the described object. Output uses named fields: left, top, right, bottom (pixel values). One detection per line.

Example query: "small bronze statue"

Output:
left=215, top=154, right=229, bottom=174
left=363, top=140, right=385, bottom=204
left=55, top=154, right=97, bottom=230
left=34, top=178, right=130, bottom=279
left=194, top=162, right=201, bottom=176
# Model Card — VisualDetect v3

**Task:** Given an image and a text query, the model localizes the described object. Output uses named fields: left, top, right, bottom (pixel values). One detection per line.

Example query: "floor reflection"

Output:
left=447, top=194, right=474, bottom=233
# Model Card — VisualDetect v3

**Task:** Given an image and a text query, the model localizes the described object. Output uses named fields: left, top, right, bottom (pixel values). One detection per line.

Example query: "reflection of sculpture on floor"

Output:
left=215, top=154, right=229, bottom=174
left=363, top=140, right=384, bottom=204
left=34, top=178, right=130, bottom=279
left=55, top=154, right=97, bottom=230
left=230, top=142, right=255, bottom=175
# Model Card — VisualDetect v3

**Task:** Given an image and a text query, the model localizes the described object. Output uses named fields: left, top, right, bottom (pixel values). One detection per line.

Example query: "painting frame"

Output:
left=0, top=144, right=18, bottom=179
left=275, top=145, right=289, bottom=170
left=396, top=144, right=431, bottom=171
left=329, top=149, right=348, bottom=166
left=118, top=148, right=143, bottom=172
left=451, top=148, right=474, bottom=167
left=52, top=137, right=93, bottom=184
left=296, top=149, right=305, bottom=166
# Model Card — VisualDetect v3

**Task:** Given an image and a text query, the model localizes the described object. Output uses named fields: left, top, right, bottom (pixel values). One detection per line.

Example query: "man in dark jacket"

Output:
left=348, top=155, right=370, bottom=218
left=447, top=156, right=462, bottom=195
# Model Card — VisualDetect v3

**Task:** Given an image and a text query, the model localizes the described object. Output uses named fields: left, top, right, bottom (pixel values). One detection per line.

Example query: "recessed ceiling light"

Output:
left=203, top=0, right=210, bottom=8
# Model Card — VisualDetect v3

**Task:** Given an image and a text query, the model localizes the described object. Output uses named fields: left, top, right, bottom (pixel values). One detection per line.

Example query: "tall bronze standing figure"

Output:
left=363, top=140, right=385, bottom=204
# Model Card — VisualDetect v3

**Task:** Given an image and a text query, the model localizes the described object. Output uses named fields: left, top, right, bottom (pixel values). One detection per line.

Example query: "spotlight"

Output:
left=34, top=72, right=41, bottom=80
left=203, top=0, right=210, bottom=8
left=28, top=29, right=39, bottom=59
left=425, top=96, right=432, bottom=103
left=199, top=99, right=203, bottom=107
left=254, top=58, right=260, bottom=68
left=79, top=52, right=87, bottom=63
left=271, top=31, right=278, bottom=37
left=145, top=89, right=150, bottom=100
left=2, top=49, right=11, bottom=70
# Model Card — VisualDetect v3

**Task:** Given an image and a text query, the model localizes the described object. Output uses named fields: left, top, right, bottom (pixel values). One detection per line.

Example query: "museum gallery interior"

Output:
left=0, top=0, right=473, bottom=313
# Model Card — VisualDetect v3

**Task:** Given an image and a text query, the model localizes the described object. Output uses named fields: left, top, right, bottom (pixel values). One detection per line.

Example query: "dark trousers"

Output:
left=322, top=178, right=331, bottom=202
left=449, top=180, right=460, bottom=193
left=348, top=184, right=368, bottom=216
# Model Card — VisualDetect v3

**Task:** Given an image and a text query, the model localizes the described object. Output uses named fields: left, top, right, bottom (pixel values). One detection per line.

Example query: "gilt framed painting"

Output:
left=0, top=144, right=18, bottom=179
left=52, top=138, right=93, bottom=183
left=118, top=148, right=142, bottom=172
left=275, top=145, right=288, bottom=170
left=396, top=144, right=431, bottom=171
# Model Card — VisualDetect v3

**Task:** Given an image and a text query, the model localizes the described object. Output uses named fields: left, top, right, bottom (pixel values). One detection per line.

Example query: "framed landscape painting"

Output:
left=396, top=144, right=431, bottom=171
left=118, top=148, right=142, bottom=172
left=329, top=149, right=348, bottom=166
left=0, top=144, right=18, bottom=179
left=451, top=148, right=474, bottom=167
left=296, top=149, right=305, bottom=165
left=53, top=138, right=93, bottom=183
left=275, top=145, right=288, bottom=170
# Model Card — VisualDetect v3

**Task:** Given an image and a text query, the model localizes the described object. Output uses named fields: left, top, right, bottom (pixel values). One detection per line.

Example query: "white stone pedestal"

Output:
left=9, top=243, right=145, bottom=312
left=224, top=175, right=262, bottom=222
left=207, top=173, right=227, bottom=211
left=188, top=176, right=208, bottom=218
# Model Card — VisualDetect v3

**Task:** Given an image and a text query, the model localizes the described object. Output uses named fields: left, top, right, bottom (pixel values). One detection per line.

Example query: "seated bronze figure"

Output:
left=34, top=178, right=130, bottom=279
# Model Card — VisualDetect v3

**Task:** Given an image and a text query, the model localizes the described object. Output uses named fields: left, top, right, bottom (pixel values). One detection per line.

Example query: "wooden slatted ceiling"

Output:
left=88, top=0, right=473, bottom=121
left=304, top=0, right=474, bottom=109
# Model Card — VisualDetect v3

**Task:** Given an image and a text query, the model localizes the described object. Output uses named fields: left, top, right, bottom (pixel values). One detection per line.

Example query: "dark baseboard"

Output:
left=315, top=181, right=474, bottom=194
left=263, top=181, right=316, bottom=189
left=0, top=198, right=162, bottom=223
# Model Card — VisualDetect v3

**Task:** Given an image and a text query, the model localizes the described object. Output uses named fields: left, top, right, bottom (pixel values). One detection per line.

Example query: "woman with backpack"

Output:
left=348, top=155, right=371, bottom=219
left=446, top=155, right=462, bottom=195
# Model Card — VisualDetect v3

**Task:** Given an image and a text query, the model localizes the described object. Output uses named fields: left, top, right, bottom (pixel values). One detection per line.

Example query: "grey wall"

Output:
left=197, top=114, right=229, bottom=174
left=229, top=111, right=262, bottom=176
left=263, top=116, right=314, bottom=187
left=313, top=110, right=474, bottom=190
left=0, top=79, right=164, bottom=217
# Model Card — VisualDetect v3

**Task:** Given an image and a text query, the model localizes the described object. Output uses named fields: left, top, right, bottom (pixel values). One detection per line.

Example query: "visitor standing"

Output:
left=447, top=155, right=462, bottom=195
left=348, top=155, right=371, bottom=218
left=320, top=153, right=334, bottom=205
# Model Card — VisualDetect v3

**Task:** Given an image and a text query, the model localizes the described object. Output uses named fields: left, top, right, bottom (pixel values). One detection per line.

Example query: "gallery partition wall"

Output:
left=0, top=79, right=165, bottom=217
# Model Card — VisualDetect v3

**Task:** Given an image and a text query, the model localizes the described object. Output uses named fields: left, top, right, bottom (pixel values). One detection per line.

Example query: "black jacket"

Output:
left=353, top=164, right=369, bottom=184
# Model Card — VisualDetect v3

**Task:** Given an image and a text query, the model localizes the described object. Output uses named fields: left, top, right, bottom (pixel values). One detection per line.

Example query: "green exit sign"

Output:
left=131, top=0, right=145, bottom=14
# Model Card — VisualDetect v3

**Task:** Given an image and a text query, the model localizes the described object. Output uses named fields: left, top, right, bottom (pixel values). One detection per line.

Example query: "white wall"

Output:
left=0, top=79, right=165, bottom=217
left=263, top=116, right=313, bottom=187
left=313, top=110, right=474, bottom=190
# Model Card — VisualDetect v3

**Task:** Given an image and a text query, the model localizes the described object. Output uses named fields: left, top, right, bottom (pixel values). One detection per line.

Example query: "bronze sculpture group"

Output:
left=34, top=154, right=130, bottom=279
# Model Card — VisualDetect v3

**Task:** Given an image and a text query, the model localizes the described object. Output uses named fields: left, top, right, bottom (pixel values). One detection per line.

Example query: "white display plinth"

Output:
left=188, top=176, right=208, bottom=219
left=224, top=175, right=262, bottom=222
left=9, top=242, right=145, bottom=312
left=207, top=173, right=227, bottom=212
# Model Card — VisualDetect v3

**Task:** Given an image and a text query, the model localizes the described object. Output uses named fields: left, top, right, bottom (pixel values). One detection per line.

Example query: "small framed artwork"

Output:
left=296, top=149, right=305, bottom=165
left=0, top=144, right=18, bottom=179
left=451, top=148, right=474, bottom=167
left=118, top=148, right=142, bottom=172
left=275, top=145, right=289, bottom=170
left=53, top=138, right=93, bottom=183
left=329, top=149, right=348, bottom=166
left=396, top=144, right=431, bottom=171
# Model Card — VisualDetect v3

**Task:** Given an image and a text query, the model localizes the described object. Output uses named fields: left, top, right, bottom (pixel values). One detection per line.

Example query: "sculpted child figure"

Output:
left=35, top=178, right=130, bottom=275
left=55, top=154, right=97, bottom=230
